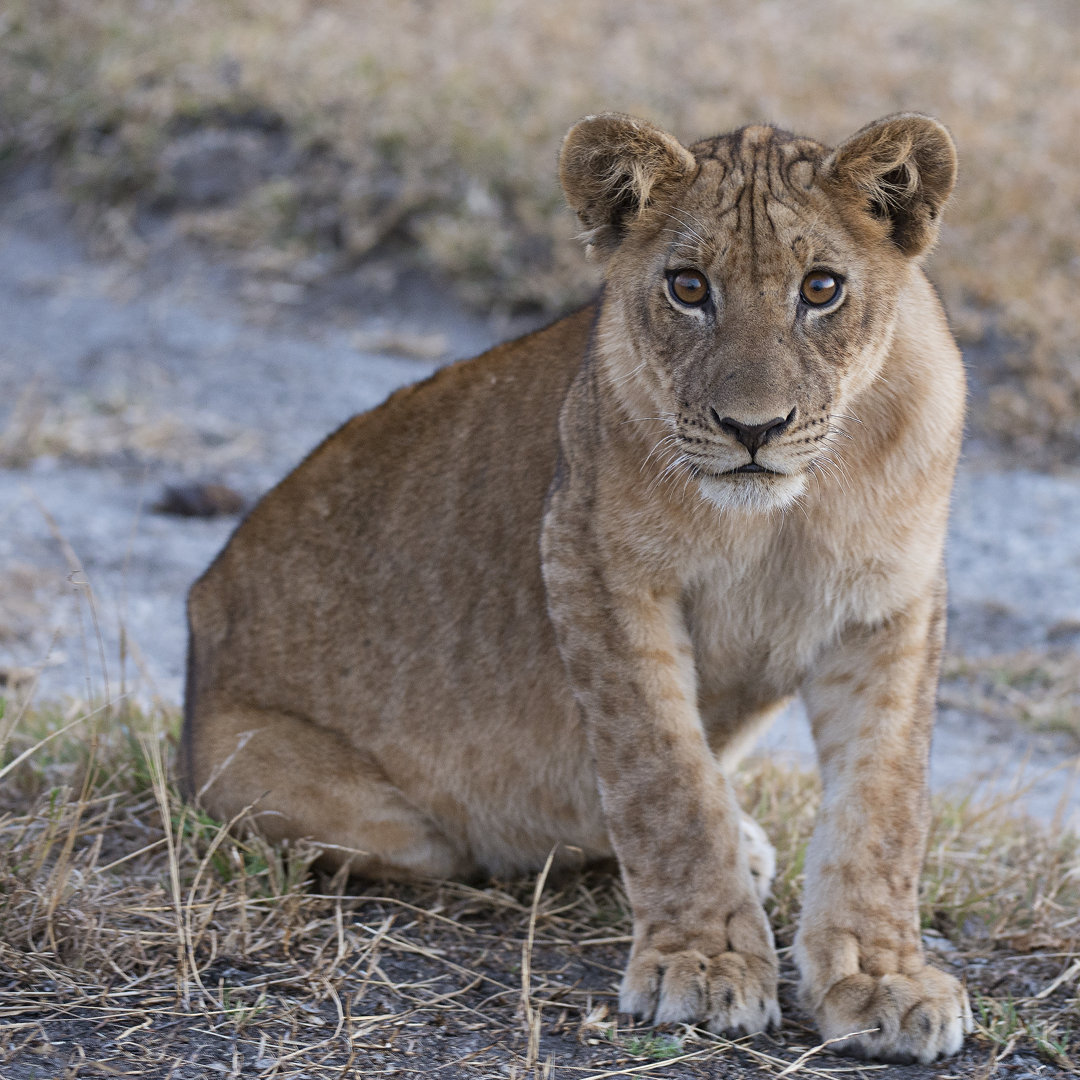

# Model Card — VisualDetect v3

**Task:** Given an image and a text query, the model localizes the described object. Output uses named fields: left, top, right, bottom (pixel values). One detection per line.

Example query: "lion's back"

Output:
left=185, top=307, right=595, bottom=741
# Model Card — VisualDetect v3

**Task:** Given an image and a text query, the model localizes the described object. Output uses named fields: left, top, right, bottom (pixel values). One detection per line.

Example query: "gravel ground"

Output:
left=2, top=180, right=1079, bottom=829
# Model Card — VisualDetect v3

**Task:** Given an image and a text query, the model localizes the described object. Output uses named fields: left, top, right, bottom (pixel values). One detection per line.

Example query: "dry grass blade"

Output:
left=774, top=1029, right=881, bottom=1076
left=0, top=700, right=112, bottom=783
left=139, top=724, right=192, bottom=1004
left=1032, top=960, right=1080, bottom=1001
left=576, top=1043, right=729, bottom=1079
left=521, top=846, right=557, bottom=1073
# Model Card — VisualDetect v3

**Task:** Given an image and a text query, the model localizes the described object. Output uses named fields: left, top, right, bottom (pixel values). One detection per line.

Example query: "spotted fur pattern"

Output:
left=183, top=112, right=970, bottom=1062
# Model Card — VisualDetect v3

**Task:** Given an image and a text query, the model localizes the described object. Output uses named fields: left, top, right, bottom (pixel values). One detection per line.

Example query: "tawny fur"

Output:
left=182, top=112, right=971, bottom=1062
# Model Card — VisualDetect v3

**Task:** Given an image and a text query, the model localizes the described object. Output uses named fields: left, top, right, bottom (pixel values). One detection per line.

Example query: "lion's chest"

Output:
left=682, top=530, right=900, bottom=728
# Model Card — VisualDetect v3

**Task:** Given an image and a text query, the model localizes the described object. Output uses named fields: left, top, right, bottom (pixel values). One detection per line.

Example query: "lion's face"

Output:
left=561, top=115, right=956, bottom=513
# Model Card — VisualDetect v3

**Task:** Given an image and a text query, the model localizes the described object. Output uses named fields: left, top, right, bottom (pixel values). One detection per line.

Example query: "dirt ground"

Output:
left=0, top=865, right=1074, bottom=1080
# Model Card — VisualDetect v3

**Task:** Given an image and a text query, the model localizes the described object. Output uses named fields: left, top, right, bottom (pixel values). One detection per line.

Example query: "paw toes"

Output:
left=654, top=951, right=709, bottom=1024
left=816, top=968, right=971, bottom=1063
left=619, top=948, right=663, bottom=1018
left=621, top=946, right=779, bottom=1035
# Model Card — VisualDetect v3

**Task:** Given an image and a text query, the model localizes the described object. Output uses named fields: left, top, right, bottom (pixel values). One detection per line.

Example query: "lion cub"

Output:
left=182, top=112, right=971, bottom=1062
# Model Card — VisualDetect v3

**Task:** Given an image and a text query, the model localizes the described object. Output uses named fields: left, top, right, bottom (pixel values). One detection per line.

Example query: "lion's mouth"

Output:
left=695, top=463, right=783, bottom=478
left=690, top=458, right=808, bottom=512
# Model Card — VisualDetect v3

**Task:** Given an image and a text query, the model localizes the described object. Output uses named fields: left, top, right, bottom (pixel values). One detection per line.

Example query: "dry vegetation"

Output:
left=2, top=0, right=1080, bottom=456
left=0, top=386, right=259, bottom=471
left=0, top=697, right=1077, bottom=1078
left=942, top=649, right=1080, bottom=743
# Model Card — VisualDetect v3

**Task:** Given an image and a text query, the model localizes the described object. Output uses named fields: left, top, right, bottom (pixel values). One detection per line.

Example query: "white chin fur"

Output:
left=696, top=471, right=807, bottom=513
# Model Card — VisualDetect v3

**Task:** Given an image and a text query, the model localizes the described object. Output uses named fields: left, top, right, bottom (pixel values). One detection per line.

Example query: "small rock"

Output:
left=922, top=929, right=958, bottom=953
left=154, top=482, right=246, bottom=518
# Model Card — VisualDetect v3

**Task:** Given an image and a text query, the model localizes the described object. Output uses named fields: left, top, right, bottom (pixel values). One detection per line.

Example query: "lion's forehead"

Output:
left=671, top=127, right=846, bottom=275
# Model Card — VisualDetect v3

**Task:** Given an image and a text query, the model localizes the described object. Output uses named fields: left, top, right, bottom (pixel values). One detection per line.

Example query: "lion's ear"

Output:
left=560, top=113, right=697, bottom=258
left=825, top=114, right=957, bottom=258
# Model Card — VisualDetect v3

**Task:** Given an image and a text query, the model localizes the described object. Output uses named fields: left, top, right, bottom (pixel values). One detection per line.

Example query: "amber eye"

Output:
left=800, top=270, right=841, bottom=307
left=668, top=268, right=710, bottom=307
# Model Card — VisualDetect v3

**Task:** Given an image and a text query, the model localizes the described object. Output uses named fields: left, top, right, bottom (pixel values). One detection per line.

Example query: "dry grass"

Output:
left=1, top=696, right=1077, bottom=1078
left=0, top=385, right=259, bottom=470
left=942, top=649, right=1080, bottom=743
left=2, top=0, right=1080, bottom=455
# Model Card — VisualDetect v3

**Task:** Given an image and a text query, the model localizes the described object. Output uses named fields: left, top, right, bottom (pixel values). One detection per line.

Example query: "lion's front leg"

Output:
left=542, top=505, right=779, bottom=1036
left=797, top=584, right=972, bottom=1063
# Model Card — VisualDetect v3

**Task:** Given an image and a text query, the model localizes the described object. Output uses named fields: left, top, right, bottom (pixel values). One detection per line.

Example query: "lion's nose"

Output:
left=710, top=407, right=796, bottom=454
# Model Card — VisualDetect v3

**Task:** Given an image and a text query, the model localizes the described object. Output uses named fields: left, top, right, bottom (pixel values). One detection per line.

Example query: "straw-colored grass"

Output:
left=1, top=697, right=1076, bottom=1077
left=0, top=386, right=259, bottom=470
left=942, top=648, right=1080, bottom=743
left=2, top=0, right=1079, bottom=456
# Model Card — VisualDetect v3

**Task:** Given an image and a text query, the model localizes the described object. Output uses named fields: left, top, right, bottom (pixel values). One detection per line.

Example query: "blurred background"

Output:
left=0, top=0, right=1078, bottom=812
left=2, top=0, right=1078, bottom=453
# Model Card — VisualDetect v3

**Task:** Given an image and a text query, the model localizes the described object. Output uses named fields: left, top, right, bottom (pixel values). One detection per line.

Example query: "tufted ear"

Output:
left=825, top=114, right=957, bottom=258
left=560, top=113, right=698, bottom=258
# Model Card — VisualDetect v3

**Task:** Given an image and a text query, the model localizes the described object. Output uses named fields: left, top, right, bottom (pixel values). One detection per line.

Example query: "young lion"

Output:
left=182, top=112, right=971, bottom=1062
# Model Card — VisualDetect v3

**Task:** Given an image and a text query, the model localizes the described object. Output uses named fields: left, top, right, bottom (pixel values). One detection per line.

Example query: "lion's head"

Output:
left=560, top=112, right=957, bottom=512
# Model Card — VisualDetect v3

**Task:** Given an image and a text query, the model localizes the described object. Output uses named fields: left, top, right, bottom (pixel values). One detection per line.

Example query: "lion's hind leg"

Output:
left=739, top=811, right=777, bottom=901
left=183, top=703, right=470, bottom=881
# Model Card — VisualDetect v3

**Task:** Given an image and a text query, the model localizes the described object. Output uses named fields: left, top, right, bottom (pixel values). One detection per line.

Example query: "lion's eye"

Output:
left=800, top=270, right=841, bottom=307
left=668, top=269, right=710, bottom=307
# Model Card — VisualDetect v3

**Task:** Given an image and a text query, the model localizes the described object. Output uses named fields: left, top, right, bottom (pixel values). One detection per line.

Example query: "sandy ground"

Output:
left=2, top=180, right=1079, bottom=829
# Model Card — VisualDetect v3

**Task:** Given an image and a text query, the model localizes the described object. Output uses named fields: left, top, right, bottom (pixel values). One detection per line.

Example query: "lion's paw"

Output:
left=739, top=812, right=776, bottom=901
left=620, top=946, right=780, bottom=1035
left=813, top=966, right=972, bottom=1064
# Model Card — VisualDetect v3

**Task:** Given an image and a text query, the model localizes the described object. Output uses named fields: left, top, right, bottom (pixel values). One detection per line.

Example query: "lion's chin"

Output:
left=696, top=470, right=807, bottom=514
